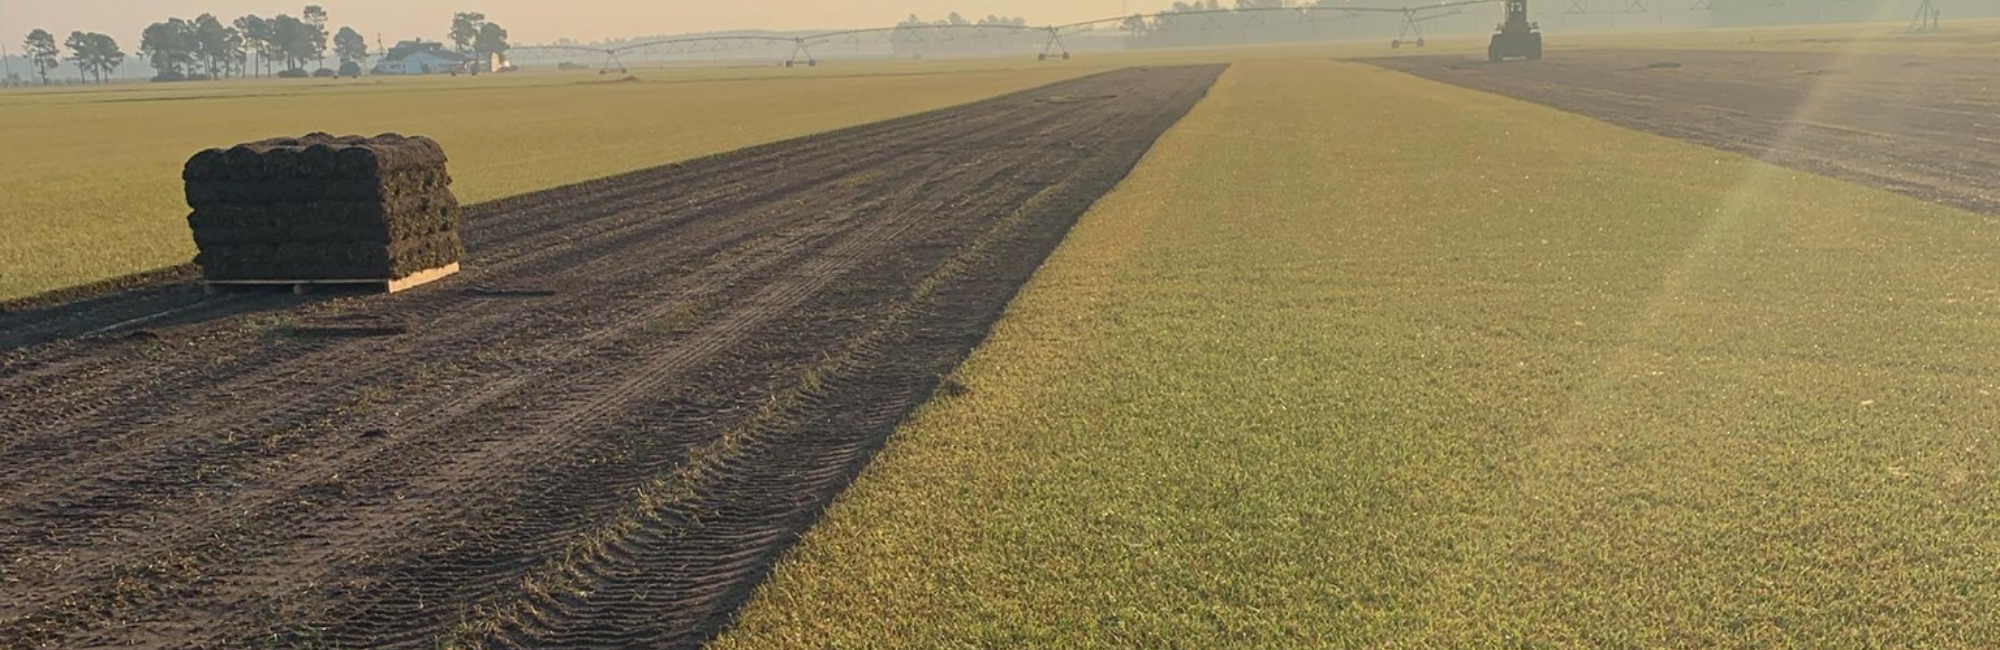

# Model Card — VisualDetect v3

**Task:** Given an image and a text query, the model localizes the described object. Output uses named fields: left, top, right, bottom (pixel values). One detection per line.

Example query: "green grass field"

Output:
left=712, top=58, right=2000, bottom=647
left=7, top=22, right=2000, bottom=644
left=3, top=17, right=1992, bottom=301
left=0, top=63, right=1106, bottom=300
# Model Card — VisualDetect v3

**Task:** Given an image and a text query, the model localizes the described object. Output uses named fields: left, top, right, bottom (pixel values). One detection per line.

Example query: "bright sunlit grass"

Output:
left=713, top=58, right=2000, bottom=648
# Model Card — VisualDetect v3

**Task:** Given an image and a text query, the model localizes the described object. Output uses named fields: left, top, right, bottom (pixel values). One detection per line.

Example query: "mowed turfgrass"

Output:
left=0, top=64, right=1098, bottom=300
left=715, top=59, right=2000, bottom=647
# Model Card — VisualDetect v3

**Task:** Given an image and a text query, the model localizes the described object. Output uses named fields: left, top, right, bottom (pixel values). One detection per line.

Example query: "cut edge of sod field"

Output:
left=713, top=58, right=2000, bottom=648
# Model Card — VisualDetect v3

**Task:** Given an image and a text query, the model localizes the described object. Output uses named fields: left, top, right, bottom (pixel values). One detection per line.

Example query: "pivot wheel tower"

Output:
left=1908, top=0, right=1942, bottom=33
left=1489, top=0, right=1544, bottom=62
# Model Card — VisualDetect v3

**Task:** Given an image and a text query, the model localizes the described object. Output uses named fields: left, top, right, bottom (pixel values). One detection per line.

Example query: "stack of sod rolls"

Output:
left=184, top=133, right=463, bottom=281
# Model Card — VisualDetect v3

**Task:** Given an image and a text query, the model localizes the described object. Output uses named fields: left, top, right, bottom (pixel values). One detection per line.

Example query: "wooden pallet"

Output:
left=204, top=263, right=460, bottom=295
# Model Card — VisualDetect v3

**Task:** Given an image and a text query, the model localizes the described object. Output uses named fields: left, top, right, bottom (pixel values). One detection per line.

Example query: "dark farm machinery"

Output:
left=1488, top=0, right=1544, bottom=61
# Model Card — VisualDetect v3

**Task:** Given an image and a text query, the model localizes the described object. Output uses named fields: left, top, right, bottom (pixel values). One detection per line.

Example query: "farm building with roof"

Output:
left=373, top=40, right=470, bottom=75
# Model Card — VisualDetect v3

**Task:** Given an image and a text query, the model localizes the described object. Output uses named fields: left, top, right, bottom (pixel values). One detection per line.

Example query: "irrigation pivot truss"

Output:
left=511, top=0, right=1504, bottom=69
left=507, top=37, right=804, bottom=73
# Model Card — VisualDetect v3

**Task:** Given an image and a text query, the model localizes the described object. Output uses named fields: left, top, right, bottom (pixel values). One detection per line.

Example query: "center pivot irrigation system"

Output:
left=512, top=0, right=1506, bottom=72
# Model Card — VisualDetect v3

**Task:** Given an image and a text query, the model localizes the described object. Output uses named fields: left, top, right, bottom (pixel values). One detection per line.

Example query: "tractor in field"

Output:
left=1488, top=0, right=1543, bottom=62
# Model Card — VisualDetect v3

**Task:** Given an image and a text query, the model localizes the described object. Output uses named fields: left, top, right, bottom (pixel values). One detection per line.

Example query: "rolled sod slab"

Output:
left=194, top=232, right=466, bottom=281
left=188, top=209, right=460, bottom=247
left=188, top=191, right=462, bottom=245
left=183, top=133, right=449, bottom=182
left=184, top=170, right=455, bottom=208
left=184, top=133, right=463, bottom=284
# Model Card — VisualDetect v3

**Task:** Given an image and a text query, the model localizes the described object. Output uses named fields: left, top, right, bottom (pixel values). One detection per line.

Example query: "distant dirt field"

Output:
left=1369, top=49, right=2000, bottom=215
left=0, top=66, right=1223, bottom=650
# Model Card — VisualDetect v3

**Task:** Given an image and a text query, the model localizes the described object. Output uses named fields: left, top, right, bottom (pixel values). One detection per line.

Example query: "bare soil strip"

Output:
left=1368, top=49, right=2000, bottom=215
left=0, top=65, right=1225, bottom=650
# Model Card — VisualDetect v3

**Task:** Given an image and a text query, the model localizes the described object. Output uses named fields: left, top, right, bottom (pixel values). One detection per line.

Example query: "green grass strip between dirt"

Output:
left=714, top=59, right=2000, bottom=648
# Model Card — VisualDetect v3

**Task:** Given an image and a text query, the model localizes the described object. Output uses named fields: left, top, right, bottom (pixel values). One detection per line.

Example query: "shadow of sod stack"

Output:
left=183, top=133, right=463, bottom=282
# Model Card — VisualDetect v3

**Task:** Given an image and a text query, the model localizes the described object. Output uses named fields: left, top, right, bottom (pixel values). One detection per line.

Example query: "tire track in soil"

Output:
left=0, top=93, right=1045, bottom=474
left=1366, top=50, right=2000, bottom=217
left=0, top=70, right=1068, bottom=446
left=0, top=65, right=1226, bottom=650
left=0, top=97, right=1064, bottom=530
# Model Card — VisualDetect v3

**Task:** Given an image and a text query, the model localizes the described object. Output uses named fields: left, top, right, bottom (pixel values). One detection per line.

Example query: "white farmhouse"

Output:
left=372, top=40, right=471, bottom=75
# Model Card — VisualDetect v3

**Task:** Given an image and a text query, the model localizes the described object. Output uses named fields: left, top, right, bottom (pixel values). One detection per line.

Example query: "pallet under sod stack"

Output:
left=183, top=133, right=464, bottom=294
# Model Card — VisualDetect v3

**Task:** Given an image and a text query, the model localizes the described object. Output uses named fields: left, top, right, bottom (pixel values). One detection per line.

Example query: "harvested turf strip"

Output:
left=185, top=133, right=450, bottom=182
left=194, top=232, right=465, bottom=280
left=184, top=170, right=455, bottom=207
left=188, top=192, right=461, bottom=245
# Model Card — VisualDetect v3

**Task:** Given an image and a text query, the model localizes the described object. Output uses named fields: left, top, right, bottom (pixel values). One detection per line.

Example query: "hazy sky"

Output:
left=0, top=0, right=1164, bottom=47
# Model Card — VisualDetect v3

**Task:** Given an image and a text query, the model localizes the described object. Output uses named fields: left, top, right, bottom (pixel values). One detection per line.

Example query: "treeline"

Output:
left=1122, top=0, right=1374, bottom=33
left=19, top=30, right=125, bottom=84
left=136, top=7, right=367, bottom=81
left=448, top=12, right=513, bottom=62
left=888, top=12, right=1036, bottom=57
left=895, top=12, right=1031, bottom=29
left=14, top=7, right=509, bottom=86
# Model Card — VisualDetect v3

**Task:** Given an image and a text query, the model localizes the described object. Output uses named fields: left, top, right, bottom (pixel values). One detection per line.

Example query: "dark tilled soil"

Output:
left=0, top=65, right=1225, bottom=650
left=1368, top=49, right=2000, bottom=215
